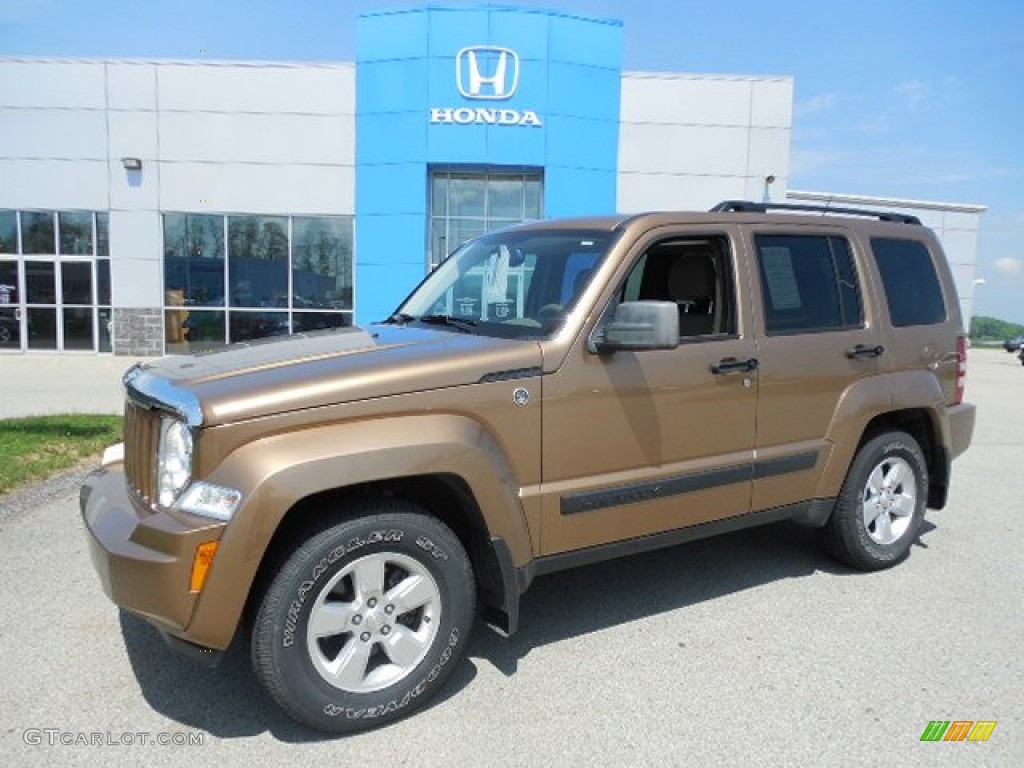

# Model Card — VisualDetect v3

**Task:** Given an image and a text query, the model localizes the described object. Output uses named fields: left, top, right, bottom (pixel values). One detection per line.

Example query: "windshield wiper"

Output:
left=385, top=312, right=415, bottom=325
left=415, top=314, right=479, bottom=333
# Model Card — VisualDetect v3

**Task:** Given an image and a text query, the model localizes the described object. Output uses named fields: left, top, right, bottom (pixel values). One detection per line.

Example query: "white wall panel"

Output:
left=621, top=74, right=752, bottom=126
left=108, top=110, right=158, bottom=160
left=108, top=159, right=159, bottom=211
left=619, top=123, right=749, bottom=176
left=0, top=159, right=108, bottom=209
left=0, top=109, right=107, bottom=159
left=750, top=79, right=793, bottom=127
left=107, top=63, right=157, bottom=110
left=0, top=60, right=105, bottom=109
left=109, top=210, right=163, bottom=306
left=618, top=173, right=748, bottom=213
left=746, top=127, right=791, bottom=179
left=157, top=64, right=354, bottom=114
left=158, top=112, right=353, bottom=165
left=158, top=163, right=354, bottom=215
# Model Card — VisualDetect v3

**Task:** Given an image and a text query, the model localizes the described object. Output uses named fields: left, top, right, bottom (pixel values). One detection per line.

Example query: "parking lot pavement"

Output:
left=0, top=354, right=148, bottom=419
left=0, top=348, right=1021, bottom=767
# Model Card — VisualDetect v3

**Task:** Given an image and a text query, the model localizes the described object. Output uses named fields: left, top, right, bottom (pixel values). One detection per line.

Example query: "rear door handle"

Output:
left=712, top=357, right=759, bottom=374
left=846, top=344, right=884, bottom=359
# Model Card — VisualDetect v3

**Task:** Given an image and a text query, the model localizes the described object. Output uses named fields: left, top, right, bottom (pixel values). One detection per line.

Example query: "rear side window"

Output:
left=871, top=238, right=947, bottom=327
left=755, top=235, right=863, bottom=334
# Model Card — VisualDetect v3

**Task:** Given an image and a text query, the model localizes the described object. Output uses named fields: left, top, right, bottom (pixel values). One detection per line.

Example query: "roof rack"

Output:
left=710, top=200, right=922, bottom=225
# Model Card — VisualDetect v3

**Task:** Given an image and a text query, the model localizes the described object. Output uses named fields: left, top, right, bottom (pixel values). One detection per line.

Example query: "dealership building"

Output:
left=0, top=5, right=984, bottom=355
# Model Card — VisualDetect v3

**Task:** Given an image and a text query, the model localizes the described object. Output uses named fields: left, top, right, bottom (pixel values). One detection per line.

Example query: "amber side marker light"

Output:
left=190, top=541, right=220, bottom=593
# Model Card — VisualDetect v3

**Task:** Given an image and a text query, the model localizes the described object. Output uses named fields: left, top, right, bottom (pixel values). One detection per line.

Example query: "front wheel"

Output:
left=251, top=501, right=476, bottom=733
left=820, top=431, right=928, bottom=571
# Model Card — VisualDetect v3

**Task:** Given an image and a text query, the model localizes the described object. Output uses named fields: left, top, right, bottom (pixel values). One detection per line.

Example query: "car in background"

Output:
left=1003, top=335, right=1024, bottom=352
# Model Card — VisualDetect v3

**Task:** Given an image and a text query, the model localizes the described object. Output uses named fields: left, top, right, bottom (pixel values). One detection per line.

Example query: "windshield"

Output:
left=392, top=228, right=618, bottom=338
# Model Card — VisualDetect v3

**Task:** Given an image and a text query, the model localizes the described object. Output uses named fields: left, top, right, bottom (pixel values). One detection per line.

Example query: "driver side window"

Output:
left=619, top=235, right=736, bottom=338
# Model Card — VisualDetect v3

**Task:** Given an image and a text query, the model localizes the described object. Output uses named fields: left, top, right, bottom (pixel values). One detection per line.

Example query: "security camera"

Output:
left=765, top=175, right=776, bottom=184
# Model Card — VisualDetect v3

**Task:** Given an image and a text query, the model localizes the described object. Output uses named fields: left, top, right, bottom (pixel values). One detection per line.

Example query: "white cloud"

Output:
left=794, top=93, right=837, bottom=118
left=994, top=257, right=1022, bottom=276
left=894, top=79, right=930, bottom=107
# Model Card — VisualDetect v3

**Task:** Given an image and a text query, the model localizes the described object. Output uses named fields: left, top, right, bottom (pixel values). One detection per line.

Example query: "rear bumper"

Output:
left=80, top=464, right=227, bottom=648
left=946, top=402, right=976, bottom=460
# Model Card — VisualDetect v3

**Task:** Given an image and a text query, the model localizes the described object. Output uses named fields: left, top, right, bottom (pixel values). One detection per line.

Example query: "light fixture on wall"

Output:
left=121, top=157, right=143, bottom=171
left=763, top=174, right=776, bottom=203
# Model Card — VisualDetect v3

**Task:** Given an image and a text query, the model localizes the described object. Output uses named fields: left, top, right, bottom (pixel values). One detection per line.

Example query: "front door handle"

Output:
left=846, top=344, right=884, bottom=359
left=712, top=357, right=759, bottom=374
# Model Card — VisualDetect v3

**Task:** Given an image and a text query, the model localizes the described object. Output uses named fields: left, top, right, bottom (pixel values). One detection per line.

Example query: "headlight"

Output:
left=157, top=418, right=193, bottom=508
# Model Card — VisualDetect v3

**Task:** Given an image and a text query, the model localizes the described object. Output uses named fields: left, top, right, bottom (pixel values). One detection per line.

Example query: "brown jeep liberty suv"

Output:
left=81, top=201, right=975, bottom=733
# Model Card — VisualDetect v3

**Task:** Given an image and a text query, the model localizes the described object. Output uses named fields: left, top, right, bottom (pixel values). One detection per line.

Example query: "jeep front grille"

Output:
left=124, top=400, right=161, bottom=507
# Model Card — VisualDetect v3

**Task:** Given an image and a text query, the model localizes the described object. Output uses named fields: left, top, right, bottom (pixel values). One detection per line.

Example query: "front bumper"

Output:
left=80, top=463, right=227, bottom=648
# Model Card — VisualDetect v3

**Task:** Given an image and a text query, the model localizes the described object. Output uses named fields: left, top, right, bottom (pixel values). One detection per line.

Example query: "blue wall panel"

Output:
left=356, top=6, right=623, bottom=322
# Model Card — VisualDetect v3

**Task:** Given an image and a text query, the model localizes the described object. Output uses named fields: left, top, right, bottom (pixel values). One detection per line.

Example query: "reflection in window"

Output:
left=96, top=213, right=109, bottom=257
left=26, top=261, right=56, bottom=304
left=163, top=214, right=225, bottom=307
left=62, top=262, right=93, bottom=305
left=97, top=260, right=111, bottom=305
left=163, top=214, right=353, bottom=351
left=62, top=308, right=94, bottom=350
left=228, top=216, right=288, bottom=308
left=292, top=217, right=353, bottom=310
left=59, top=212, right=93, bottom=255
left=22, top=212, right=55, bottom=255
left=0, top=308, right=18, bottom=349
left=429, top=170, right=543, bottom=267
left=27, top=307, right=57, bottom=349
left=0, top=261, right=17, bottom=304
left=0, top=211, right=16, bottom=254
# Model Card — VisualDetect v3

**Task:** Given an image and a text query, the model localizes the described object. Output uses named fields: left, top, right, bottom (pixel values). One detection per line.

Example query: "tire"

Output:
left=251, top=500, right=476, bottom=733
left=819, top=431, right=928, bottom=571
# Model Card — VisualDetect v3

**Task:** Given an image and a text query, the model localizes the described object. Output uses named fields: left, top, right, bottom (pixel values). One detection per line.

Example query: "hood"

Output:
left=129, top=324, right=543, bottom=425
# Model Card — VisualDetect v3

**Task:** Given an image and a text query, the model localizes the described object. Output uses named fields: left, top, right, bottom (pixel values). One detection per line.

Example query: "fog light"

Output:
left=190, top=541, right=220, bottom=593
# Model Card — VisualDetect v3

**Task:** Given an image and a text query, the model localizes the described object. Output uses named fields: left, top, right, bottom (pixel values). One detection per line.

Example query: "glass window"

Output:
left=26, top=307, right=57, bottom=349
left=449, top=175, right=486, bottom=217
left=396, top=229, right=616, bottom=339
left=61, top=262, right=93, bottom=305
left=429, top=170, right=543, bottom=268
left=179, top=311, right=225, bottom=354
left=62, top=307, right=94, bottom=350
left=292, top=217, right=353, bottom=310
left=0, top=211, right=16, bottom=254
left=96, top=213, right=109, bottom=257
left=229, top=310, right=290, bottom=343
left=22, top=212, right=55, bottom=255
left=293, top=311, right=350, bottom=333
left=0, top=307, right=19, bottom=349
left=0, top=261, right=18, bottom=305
left=163, top=214, right=225, bottom=307
left=228, top=216, right=289, bottom=308
left=59, top=212, right=94, bottom=255
left=26, top=261, right=56, bottom=304
left=487, top=178, right=523, bottom=219
left=97, top=259, right=111, bottom=305
left=755, top=234, right=862, bottom=335
left=98, top=308, right=112, bottom=353
left=871, top=238, right=946, bottom=327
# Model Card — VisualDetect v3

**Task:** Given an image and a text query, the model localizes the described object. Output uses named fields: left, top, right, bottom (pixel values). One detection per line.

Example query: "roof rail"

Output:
left=710, top=200, right=922, bottom=226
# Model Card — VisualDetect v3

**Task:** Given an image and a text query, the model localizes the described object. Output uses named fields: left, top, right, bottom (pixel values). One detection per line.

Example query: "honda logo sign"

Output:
left=456, top=46, right=520, bottom=100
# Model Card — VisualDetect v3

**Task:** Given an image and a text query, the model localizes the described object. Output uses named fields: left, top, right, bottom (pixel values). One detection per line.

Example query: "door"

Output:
left=747, top=228, right=887, bottom=511
left=539, top=231, right=759, bottom=555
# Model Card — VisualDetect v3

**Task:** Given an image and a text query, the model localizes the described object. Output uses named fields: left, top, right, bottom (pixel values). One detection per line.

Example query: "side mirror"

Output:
left=599, top=301, right=679, bottom=352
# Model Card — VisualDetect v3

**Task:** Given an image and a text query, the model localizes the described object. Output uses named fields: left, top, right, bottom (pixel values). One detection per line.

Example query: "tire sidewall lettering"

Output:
left=282, top=529, right=404, bottom=648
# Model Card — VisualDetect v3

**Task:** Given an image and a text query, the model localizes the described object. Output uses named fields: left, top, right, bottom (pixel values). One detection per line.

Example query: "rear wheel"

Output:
left=252, top=501, right=475, bottom=733
left=820, top=431, right=927, bottom=571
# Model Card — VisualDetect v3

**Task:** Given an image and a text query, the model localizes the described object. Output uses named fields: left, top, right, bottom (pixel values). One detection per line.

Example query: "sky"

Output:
left=3, top=0, right=1022, bottom=323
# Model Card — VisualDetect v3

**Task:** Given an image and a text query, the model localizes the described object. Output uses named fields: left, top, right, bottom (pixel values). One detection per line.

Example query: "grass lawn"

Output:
left=0, top=414, right=123, bottom=495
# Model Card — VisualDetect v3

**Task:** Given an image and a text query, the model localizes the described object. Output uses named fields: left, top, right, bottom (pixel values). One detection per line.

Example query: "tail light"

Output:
left=955, top=334, right=967, bottom=405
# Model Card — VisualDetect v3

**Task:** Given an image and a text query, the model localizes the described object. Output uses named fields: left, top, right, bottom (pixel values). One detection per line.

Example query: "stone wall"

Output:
left=112, top=308, right=163, bottom=356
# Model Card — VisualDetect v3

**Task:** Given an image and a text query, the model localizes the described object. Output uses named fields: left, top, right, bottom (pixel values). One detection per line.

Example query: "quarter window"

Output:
left=755, top=235, right=863, bottom=334
left=870, top=238, right=946, bottom=327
